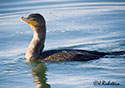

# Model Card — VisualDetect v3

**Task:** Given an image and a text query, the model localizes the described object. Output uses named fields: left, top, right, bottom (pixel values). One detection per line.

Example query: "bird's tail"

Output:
left=106, top=51, right=125, bottom=55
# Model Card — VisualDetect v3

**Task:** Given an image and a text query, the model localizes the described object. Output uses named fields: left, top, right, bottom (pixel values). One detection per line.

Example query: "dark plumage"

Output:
left=21, top=13, right=125, bottom=62
left=40, top=49, right=106, bottom=61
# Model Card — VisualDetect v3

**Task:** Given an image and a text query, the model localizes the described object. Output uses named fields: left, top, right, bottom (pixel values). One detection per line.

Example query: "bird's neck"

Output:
left=25, top=26, right=46, bottom=60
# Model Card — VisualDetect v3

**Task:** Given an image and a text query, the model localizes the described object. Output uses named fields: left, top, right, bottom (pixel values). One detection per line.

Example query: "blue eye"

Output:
left=33, top=18, right=36, bottom=20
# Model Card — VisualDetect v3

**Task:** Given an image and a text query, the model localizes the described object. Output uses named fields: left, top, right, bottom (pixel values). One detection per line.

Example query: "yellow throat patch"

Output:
left=21, top=17, right=37, bottom=27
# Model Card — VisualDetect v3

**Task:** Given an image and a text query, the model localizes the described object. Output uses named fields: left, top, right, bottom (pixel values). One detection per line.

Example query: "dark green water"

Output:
left=0, top=0, right=125, bottom=88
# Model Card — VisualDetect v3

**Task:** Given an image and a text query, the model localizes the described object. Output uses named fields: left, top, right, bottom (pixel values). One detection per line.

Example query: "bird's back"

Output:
left=40, top=49, right=106, bottom=62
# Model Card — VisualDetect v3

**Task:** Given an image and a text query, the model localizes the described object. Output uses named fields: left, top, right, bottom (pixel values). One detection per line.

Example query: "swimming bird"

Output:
left=21, top=13, right=125, bottom=62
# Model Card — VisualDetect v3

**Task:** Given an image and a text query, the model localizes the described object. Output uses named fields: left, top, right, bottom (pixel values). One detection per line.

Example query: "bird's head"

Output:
left=21, top=13, right=46, bottom=31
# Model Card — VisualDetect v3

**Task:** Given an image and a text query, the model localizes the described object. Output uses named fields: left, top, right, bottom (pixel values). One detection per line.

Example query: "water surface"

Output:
left=0, top=0, right=125, bottom=88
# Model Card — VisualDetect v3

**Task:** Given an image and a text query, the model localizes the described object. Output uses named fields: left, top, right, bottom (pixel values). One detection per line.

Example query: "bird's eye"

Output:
left=30, top=18, right=36, bottom=21
left=32, top=18, right=36, bottom=21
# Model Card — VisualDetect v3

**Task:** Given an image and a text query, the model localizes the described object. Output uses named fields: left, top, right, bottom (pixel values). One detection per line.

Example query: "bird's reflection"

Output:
left=29, top=61, right=50, bottom=88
